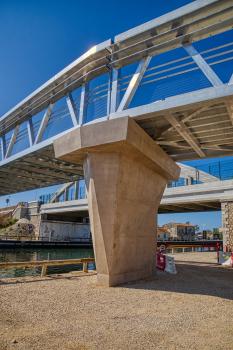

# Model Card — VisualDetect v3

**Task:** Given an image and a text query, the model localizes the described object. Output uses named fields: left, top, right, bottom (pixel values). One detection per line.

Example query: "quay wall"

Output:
left=39, top=220, right=91, bottom=241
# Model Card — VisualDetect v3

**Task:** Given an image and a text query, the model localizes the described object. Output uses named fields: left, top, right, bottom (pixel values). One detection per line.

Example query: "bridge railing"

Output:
left=0, top=258, right=95, bottom=277
left=1, top=38, right=233, bottom=162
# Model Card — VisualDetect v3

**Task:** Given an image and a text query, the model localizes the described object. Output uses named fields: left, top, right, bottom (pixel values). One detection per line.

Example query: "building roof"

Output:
left=158, top=227, right=170, bottom=234
left=173, top=223, right=194, bottom=227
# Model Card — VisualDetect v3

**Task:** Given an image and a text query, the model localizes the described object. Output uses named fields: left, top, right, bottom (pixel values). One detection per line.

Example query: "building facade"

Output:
left=162, top=223, right=195, bottom=240
left=157, top=227, right=170, bottom=240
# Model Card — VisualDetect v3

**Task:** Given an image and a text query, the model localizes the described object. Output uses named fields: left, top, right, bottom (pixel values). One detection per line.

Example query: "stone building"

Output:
left=221, top=200, right=233, bottom=252
left=157, top=227, right=170, bottom=240
left=162, top=222, right=195, bottom=240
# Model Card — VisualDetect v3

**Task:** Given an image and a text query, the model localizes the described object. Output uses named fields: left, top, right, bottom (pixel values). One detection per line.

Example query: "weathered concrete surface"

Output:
left=54, top=116, right=180, bottom=286
left=221, top=200, right=233, bottom=252
left=39, top=220, right=90, bottom=241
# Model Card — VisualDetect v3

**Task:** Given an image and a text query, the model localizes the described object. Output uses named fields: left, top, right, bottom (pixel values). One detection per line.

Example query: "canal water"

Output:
left=0, top=248, right=95, bottom=279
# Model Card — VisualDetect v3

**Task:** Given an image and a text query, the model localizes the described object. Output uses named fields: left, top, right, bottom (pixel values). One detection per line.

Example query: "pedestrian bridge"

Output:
left=0, top=0, right=233, bottom=196
left=1, top=0, right=233, bottom=285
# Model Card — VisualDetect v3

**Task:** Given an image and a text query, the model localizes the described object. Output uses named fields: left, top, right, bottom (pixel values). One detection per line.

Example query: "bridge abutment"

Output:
left=53, top=116, right=180, bottom=286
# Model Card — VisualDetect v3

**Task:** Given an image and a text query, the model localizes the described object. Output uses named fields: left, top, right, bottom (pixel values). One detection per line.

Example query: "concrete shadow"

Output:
left=121, top=262, right=233, bottom=301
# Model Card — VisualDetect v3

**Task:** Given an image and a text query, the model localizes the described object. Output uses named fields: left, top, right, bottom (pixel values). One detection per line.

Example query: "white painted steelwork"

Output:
left=0, top=0, right=233, bottom=196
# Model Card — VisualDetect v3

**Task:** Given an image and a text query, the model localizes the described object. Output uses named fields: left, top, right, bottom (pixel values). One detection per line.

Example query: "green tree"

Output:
left=194, top=224, right=200, bottom=232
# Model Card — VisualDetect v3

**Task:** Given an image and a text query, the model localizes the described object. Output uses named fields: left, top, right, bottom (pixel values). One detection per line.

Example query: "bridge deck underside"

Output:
left=138, top=101, right=233, bottom=161
left=158, top=200, right=221, bottom=213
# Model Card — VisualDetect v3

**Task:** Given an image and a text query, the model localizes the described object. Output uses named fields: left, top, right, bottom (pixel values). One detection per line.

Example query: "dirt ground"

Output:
left=0, top=252, right=232, bottom=350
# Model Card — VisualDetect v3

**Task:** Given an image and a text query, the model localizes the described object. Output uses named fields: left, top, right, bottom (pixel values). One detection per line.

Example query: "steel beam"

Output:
left=117, top=56, right=151, bottom=112
left=34, top=103, right=54, bottom=144
left=164, top=112, right=206, bottom=157
left=110, top=67, right=121, bottom=113
left=64, top=188, right=69, bottom=201
left=27, top=119, right=35, bottom=147
left=156, top=141, right=191, bottom=149
left=0, top=174, right=45, bottom=186
left=107, top=72, right=112, bottom=116
left=157, top=106, right=210, bottom=139
left=79, top=82, right=89, bottom=125
left=66, top=93, right=79, bottom=126
left=74, top=180, right=79, bottom=200
left=0, top=136, right=6, bottom=160
left=11, top=164, right=75, bottom=181
left=183, top=42, right=223, bottom=87
left=5, top=125, right=20, bottom=158
left=0, top=168, right=57, bottom=183
left=23, top=157, right=83, bottom=175
left=225, top=101, right=233, bottom=127
left=229, top=74, right=233, bottom=84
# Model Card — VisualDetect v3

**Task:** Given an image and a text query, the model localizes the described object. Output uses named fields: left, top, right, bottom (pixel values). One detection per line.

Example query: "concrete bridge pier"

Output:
left=54, top=116, right=180, bottom=286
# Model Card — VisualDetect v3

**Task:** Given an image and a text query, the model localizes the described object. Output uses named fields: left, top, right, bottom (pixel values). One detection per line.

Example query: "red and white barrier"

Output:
left=156, top=253, right=166, bottom=270
left=156, top=253, right=177, bottom=274
left=165, top=255, right=177, bottom=274
left=218, top=251, right=233, bottom=267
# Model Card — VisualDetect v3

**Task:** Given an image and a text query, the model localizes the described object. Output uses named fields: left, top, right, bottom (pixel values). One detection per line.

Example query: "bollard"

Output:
left=182, top=247, right=185, bottom=253
left=83, top=262, right=88, bottom=272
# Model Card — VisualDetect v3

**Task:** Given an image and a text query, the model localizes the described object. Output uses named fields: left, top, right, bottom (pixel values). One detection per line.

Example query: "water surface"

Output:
left=0, top=247, right=95, bottom=279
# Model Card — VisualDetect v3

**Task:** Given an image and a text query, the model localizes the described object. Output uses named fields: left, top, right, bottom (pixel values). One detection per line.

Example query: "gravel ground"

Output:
left=0, top=252, right=232, bottom=350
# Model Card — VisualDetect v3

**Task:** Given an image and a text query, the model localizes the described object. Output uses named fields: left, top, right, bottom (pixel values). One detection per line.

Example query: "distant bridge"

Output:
left=39, top=178, right=233, bottom=216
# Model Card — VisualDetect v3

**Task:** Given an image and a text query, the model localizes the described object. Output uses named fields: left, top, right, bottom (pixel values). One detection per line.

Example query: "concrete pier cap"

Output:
left=54, top=116, right=180, bottom=286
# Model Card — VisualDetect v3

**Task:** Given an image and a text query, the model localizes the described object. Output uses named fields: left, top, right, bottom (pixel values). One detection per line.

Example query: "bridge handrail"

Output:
left=1, top=0, right=232, bottom=137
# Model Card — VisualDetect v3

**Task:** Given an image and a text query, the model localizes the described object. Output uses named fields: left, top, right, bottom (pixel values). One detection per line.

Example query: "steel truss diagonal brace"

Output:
left=0, top=135, right=6, bottom=160
left=66, top=93, right=79, bottom=126
left=183, top=42, right=223, bottom=88
left=6, top=125, right=20, bottom=158
left=35, top=103, right=54, bottom=145
left=110, top=67, right=121, bottom=113
left=164, top=112, right=206, bottom=158
left=158, top=106, right=210, bottom=139
left=79, top=82, right=89, bottom=125
left=27, top=119, right=35, bottom=147
left=117, top=56, right=151, bottom=112
left=229, top=74, right=233, bottom=85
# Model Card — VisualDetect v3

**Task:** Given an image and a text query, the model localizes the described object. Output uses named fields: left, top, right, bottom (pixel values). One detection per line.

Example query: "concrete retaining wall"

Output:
left=39, top=220, right=91, bottom=241
left=13, top=206, right=28, bottom=220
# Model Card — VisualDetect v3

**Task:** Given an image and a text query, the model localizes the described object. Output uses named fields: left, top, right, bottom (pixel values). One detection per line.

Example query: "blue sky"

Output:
left=0, top=0, right=232, bottom=230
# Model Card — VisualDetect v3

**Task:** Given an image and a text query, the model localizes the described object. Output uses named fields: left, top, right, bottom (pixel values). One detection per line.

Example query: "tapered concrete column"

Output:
left=54, top=116, right=180, bottom=286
